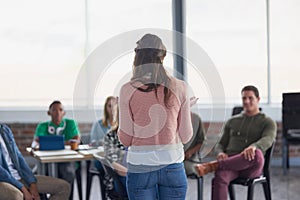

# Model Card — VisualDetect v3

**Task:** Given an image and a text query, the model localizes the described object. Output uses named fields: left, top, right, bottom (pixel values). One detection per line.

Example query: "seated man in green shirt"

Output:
left=32, top=100, right=80, bottom=197
left=195, top=85, right=277, bottom=200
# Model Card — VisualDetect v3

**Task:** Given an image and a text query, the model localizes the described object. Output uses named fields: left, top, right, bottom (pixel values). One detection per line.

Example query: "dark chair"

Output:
left=232, top=106, right=262, bottom=116
left=228, top=143, right=275, bottom=200
left=85, top=160, right=106, bottom=200
left=69, top=134, right=92, bottom=200
left=68, top=162, right=83, bottom=200
left=282, top=92, right=300, bottom=174
left=232, top=106, right=244, bottom=116
left=94, top=153, right=128, bottom=200
left=39, top=194, right=48, bottom=200
left=186, top=151, right=204, bottom=200
left=187, top=172, right=203, bottom=200
left=74, top=133, right=105, bottom=200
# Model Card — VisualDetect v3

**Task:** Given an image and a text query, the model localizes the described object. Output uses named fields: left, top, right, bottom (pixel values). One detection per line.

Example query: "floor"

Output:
left=70, top=157, right=300, bottom=200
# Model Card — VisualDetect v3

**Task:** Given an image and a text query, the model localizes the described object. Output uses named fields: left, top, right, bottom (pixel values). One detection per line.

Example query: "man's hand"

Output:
left=217, top=152, right=228, bottom=161
left=241, top=146, right=257, bottom=161
left=184, top=149, right=193, bottom=160
left=29, top=183, right=40, bottom=200
left=21, top=186, right=33, bottom=200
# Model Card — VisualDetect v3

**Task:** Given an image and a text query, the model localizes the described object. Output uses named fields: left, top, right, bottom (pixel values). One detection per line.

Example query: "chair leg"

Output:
left=98, top=174, right=106, bottom=200
left=69, top=182, right=74, bottom=200
left=75, top=163, right=82, bottom=200
left=247, top=184, right=255, bottom=200
left=197, top=176, right=203, bottom=200
left=228, top=184, right=235, bottom=200
left=266, top=175, right=272, bottom=200
left=86, top=160, right=91, bottom=180
left=86, top=172, right=93, bottom=200
left=262, top=182, right=271, bottom=200
left=287, top=143, right=290, bottom=169
left=282, top=138, right=288, bottom=175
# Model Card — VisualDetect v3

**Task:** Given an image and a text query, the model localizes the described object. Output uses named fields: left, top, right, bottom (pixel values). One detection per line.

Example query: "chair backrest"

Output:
left=80, top=133, right=91, bottom=145
left=262, top=142, right=275, bottom=178
left=232, top=106, right=244, bottom=116
left=94, top=153, right=127, bottom=198
left=231, top=106, right=262, bottom=116
left=282, top=93, right=300, bottom=140
left=93, top=153, right=115, bottom=176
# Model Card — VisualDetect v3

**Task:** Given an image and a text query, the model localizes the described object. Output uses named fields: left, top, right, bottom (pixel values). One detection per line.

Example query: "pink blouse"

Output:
left=118, top=77, right=193, bottom=165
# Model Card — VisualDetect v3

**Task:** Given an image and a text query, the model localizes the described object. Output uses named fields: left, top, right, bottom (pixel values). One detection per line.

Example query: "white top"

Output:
left=0, top=135, right=21, bottom=180
left=127, top=143, right=184, bottom=165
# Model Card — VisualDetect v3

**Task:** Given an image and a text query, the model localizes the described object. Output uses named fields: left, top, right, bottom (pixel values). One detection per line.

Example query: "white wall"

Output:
left=0, top=104, right=282, bottom=123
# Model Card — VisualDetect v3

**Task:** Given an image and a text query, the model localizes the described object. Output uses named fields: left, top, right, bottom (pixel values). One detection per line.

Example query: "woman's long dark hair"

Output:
left=131, top=34, right=171, bottom=107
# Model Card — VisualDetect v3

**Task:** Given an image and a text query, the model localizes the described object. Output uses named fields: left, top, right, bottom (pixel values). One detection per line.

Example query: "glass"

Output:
left=270, top=0, right=300, bottom=103
left=186, top=0, right=267, bottom=104
left=0, top=0, right=85, bottom=107
left=89, top=0, right=173, bottom=107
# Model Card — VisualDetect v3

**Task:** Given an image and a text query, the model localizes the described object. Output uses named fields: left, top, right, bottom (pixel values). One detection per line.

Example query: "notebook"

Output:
left=39, top=135, right=65, bottom=151
left=33, top=149, right=78, bottom=157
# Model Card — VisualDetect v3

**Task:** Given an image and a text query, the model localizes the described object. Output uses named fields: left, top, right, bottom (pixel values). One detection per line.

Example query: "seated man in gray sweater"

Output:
left=184, top=112, right=205, bottom=176
left=195, top=85, right=276, bottom=200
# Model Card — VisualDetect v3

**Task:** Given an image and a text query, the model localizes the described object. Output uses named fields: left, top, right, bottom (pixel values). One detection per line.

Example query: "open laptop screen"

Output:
left=39, top=135, right=65, bottom=151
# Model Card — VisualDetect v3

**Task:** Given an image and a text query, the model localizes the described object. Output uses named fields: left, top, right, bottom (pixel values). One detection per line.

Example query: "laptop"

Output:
left=39, top=135, right=65, bottom=151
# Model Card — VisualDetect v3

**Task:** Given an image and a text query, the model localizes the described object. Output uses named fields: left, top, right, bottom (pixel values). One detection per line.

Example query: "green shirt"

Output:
left=35, top=118, right=80, bottom=141
left=215, top=112, right=276, bottom=155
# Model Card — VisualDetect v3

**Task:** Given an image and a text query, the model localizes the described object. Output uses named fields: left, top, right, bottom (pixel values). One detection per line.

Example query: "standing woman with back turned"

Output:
left=118, top=34, right=193, bottom=200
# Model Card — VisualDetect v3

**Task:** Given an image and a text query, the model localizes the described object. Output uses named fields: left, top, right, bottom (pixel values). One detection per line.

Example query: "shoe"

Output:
left=195, top=161, right=218, bottom=176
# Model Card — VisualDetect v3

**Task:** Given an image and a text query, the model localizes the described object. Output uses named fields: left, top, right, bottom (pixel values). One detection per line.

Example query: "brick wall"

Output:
left=5, top=121, right=299, bottom=157
left=6, top=122, right=93, bottom=156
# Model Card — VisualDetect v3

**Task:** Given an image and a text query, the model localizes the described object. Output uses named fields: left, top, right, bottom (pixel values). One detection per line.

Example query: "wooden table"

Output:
left=28, top=145, right=104, bottom=176
left=27, top=145, right=104, bottom=200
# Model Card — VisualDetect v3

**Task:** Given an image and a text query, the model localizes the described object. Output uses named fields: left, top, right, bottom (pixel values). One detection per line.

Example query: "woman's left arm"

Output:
left=178, top=82, right=193, bottom=144
left=118, top=84, right=134, bottom=146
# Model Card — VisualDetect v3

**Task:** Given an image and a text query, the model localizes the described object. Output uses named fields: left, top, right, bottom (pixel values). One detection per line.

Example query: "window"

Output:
left=270, top=0, right=300, bottom=103
left=0, top=0, right=85, bottom=107
left=1, top=0, right=298, bottom=109
left=186, top=0, right=267, bottom=104
left=88, top=0, right=173, bottom=107
left=0, top=0, right=172, bottom=108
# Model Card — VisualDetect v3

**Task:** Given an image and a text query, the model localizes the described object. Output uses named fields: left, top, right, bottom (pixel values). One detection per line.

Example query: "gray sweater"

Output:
left=215, top=112, right=276, bottom=155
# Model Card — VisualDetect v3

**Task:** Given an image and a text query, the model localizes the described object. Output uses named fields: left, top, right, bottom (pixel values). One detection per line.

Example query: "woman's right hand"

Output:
left=190, top=96, right=199, bottom=107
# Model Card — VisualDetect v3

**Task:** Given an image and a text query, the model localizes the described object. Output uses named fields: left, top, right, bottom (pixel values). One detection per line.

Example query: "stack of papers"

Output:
left=33, top=149, right=78, bottom=157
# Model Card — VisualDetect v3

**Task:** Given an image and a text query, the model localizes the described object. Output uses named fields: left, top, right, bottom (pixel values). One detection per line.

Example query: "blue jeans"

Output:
left=114, top=175, right=127, bottom=196
left=126, top=162, right=187, bottom=200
